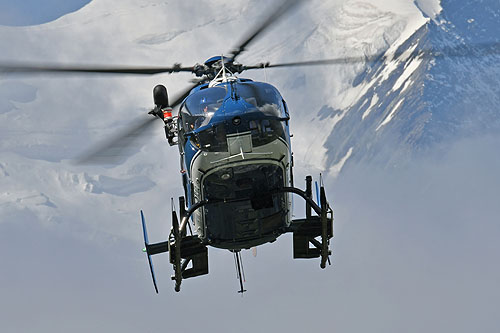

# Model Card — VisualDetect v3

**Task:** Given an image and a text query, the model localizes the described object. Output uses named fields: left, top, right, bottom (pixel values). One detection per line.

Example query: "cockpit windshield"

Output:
left=182, top=86, right=227, bottom=131
left=236, top=82, right=283, bottom=117
left=180, top=82, right=288, bottom=152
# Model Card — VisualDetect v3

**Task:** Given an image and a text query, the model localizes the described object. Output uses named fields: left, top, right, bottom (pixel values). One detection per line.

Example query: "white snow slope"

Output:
left=0, top=0, right=434, bottom=236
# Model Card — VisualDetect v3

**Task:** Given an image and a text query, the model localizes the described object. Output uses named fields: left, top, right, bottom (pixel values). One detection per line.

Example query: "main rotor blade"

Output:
left=74, top=82, right=200, bottom=165
left=74, top=116, right=157, bottom=165
left=0, top=63, right=194, bottom=75
left=244, top=41, right=500, bottom=70
left=228, top=0, right=302, bottom=61
left=169, top=81, right=201, bottom=108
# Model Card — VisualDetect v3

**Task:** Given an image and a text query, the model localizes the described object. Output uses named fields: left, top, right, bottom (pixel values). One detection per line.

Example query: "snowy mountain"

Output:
left=0, top=0, right=449, bottom=236
left=318, top=0, right=500, bottom=171
left=5, top=0, right=498, bottom=235
left=0, top=0, right=498, bottom=252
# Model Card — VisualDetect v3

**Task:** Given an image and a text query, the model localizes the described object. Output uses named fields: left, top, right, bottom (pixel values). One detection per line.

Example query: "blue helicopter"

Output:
left=3, top=0, right=499, bottom=296
left=145, top=55, right=334, bottom=293
left=1, top=0, right=335, bottom=293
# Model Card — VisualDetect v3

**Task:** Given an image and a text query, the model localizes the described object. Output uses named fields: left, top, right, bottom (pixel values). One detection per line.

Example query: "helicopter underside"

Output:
left=202, top=162, right=288, bottom=249
left=189, top=135, right=293, bottom=250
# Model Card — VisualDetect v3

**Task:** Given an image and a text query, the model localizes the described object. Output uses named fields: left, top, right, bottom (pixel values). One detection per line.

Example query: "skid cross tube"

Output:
left=176, top=187, right=325, bottom=237
left=272, top=187, right=323, bottom=215
left=177, top=197, right=251, bottom=235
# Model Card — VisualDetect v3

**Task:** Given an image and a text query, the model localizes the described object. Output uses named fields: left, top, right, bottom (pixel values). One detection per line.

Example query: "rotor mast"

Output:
left=207, top=55, right=237, bottom=87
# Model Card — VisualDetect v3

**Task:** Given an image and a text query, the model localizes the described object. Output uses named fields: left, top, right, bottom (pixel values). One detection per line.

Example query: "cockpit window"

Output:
left=249, top=118, right=286, bottom=147
left=237, top=83, right=282, bottom=117
left=180, top=82, right=288, bottom=151
left=182, top=86, right=227, bottom=131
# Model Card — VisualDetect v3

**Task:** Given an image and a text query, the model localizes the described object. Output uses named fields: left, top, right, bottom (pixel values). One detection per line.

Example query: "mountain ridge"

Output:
left=320, top=0, right=500, bottom=173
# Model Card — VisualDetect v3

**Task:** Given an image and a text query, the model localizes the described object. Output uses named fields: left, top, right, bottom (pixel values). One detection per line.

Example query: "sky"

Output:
left=1, top=1, right=499, bottom=332
left=0, top=0, right=91, bottom=26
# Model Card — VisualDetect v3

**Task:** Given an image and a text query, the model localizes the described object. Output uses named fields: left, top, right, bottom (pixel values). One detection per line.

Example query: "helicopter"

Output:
left=2, top=0, right=497, bottom=293
left=143, top=57, right=335, bottom=293
left=135, top=0, right=336, bottom=293
left=1, top=0, right=335, bottom=293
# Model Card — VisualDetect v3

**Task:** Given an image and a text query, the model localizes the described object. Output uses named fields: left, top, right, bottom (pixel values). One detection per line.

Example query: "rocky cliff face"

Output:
left=321, top=0, right=500, bottom=172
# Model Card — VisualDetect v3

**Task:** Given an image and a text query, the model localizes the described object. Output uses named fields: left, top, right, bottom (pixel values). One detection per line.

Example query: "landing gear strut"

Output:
left=278, top=175, right=334, bottom=268
left=141, top=196, right=209, bottom=293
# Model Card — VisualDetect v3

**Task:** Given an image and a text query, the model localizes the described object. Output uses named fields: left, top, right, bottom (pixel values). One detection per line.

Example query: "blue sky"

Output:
left=0, top=0, right=90, bottom=26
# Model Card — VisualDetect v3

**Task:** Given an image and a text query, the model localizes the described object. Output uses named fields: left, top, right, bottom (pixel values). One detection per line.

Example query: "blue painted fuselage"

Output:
left=176, top=78, right=293, bottom=250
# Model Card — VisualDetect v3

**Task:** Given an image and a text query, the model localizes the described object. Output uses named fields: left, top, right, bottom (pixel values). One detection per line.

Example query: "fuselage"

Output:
left=177, top=78, right=293, bottom=250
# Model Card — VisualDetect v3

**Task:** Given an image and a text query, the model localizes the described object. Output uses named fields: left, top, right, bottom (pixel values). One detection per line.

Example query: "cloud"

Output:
left=2, top=134, right=498, bottom=333
left=325, top=133, right=500, bottom=332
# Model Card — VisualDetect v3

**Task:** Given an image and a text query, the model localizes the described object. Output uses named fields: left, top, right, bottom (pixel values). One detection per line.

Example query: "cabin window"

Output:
left=182, top=86, right=227, bottom=131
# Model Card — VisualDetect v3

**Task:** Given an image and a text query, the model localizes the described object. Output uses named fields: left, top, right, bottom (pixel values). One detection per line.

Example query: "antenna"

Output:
left=221, top=54, right=227, bottom=79
left=263, top=61, right=268, bottom=83
left=233, top=250, right=247, bottom=294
